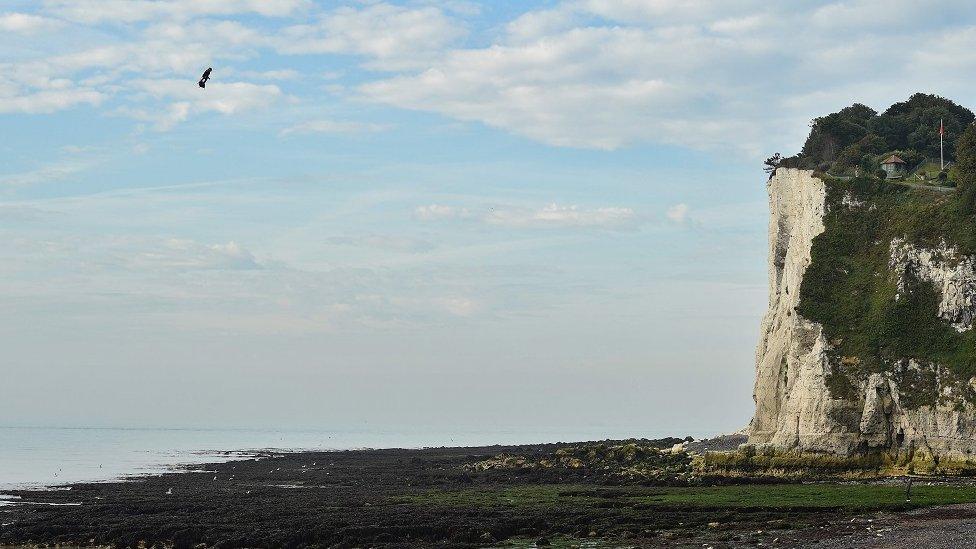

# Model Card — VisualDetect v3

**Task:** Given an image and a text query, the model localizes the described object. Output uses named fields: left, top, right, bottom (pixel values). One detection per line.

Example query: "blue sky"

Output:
left=2, top=0, right=974, bottom=437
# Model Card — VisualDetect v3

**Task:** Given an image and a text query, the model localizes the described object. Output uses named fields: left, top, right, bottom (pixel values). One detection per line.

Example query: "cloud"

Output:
left=666, top=203, right=689, bottom=224
left=0, top=19, right=264, bottom=116
left=43, top=0, right=310, bottom=23
left=0, top=12, right=63, bottom=33
left=7, top=0, right=976, bottom=156
left=708, top=14, right=769, bottom=34
left=0, top=162, right=86, bottom=188
left=280, top=119, right=392, bottom=136
left=0, top=154, right=101, bottom=188
left=359, top=24, right=757, bottom=150
left=126, top=79, right=283, bottom=129
left=416, top=202, right=637, bottom=229
left=233, top=69, right=301, bottom=81
left=414, top=204, right=471, bottom=221
left=0, top=87, right=106, bottom=114
left=435, top=296, right=479, bottom=317
left=326, top=234, right=435, bottom=253
left=128, top=239, right=263, bottom=271
left=485, top=203, right=637, bottom=229
left=274, top=3, right=466, bottom=69
left=0, top=205, right=56, bottom=224
left=354, top=1, right=976, bottom=154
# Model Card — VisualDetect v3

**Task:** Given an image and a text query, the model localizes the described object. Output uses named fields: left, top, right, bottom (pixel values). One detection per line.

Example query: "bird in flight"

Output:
left=198, top=67, right=212, bottom=88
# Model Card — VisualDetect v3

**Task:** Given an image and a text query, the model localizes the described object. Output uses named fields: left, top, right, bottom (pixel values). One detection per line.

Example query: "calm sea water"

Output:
left=0, top=426, right=687, bottom=490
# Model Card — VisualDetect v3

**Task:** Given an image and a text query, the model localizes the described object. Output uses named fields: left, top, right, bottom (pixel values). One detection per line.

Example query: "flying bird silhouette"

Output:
left=198, top=67, right=212, bottom=88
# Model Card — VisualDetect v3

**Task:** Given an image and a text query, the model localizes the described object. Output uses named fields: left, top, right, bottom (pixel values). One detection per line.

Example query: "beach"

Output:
left=6, top=437, right=976, bottom=548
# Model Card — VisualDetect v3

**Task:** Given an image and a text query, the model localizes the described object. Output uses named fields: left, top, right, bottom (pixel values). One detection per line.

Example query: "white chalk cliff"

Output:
left=748, top=168, right=976, bottom=459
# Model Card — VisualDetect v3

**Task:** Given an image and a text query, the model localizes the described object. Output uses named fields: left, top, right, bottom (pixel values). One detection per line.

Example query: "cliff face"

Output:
left=749, top=169, right=976, bottom=459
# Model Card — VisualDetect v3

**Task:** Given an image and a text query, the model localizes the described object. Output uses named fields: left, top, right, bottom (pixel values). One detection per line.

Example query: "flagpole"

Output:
left=941, top=118, right=945, bottom=170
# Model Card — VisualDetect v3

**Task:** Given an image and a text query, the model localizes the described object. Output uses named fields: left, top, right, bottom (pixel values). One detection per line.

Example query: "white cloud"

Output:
left=572, top=0, right=774, bottom=27
left=414, top=204, right=470, bottom=221
left=354, top=1, right=976, bottom=154
left=485, top=203, right=637, bottom=229
left=0, top=162, right=86, bottom=188
left=6, top=0, right=976, bottom=156
left=129, top=239, right=263, bottom=271
left=0, top=152, right=102, bottom=187
left=0, top=87, right=105, bottom=114
left=326, top=234, right=435, bottom=253
left=666, top=203, right=690, bottom=224
left=436, top=296, right=479, bottom=317
left=280, top=119, right=391, bottom=136
left=233, top=69, right=301, bottom=81
left=416, top=202, right=637, bottom=229
left=43, top=0, right=310, bottom=23
left=0, top=12, right=63, bottom=33
left=126, top=79, right=282, bottom=129
left=708, top=14, right=768, bottom=34
left=275, top=3, right=466, bottom=69
left=359, top=24, right=760, bottom=150
left=504, top=7, right=577, bottom=42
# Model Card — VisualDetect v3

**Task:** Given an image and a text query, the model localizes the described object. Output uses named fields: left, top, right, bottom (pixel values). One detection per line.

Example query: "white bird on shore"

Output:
left=213, top=475, right=217, bottom=481
left=165, top=488, right=173, bottom=495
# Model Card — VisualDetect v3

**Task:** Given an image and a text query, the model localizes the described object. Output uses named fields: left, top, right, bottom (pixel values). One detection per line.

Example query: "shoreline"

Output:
left=5, top=437, right=976, bottom=548
left=0, top=426, right=705, bottom=492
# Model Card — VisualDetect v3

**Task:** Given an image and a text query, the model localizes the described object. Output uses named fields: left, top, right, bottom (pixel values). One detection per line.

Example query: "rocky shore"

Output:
left=4, top=437, right=976, bottom=548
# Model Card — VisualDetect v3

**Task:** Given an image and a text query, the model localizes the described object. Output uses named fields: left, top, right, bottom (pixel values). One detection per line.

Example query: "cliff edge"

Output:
left=749, top=167, right=976, bottom=460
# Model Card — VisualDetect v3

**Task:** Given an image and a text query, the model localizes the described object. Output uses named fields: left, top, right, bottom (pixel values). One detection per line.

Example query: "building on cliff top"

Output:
left=881, top=154, right=906, bottom=178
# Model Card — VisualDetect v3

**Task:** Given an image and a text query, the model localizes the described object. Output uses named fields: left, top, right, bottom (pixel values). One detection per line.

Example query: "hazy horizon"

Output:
left=5, top=0, right=974, bottom=437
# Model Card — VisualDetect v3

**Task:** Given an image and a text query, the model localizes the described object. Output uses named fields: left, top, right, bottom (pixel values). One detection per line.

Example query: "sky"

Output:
left=3, top=0, right=976, bottom=439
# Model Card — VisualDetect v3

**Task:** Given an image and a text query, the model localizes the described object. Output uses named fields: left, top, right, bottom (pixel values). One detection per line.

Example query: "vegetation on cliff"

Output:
left=789, top=97, right=976, bottom=408
left=780, top=93, right=974, bottom=176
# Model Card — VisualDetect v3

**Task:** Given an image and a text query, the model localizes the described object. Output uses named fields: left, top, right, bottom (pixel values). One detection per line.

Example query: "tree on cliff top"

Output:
left=800, top=103, right=876, bottom=164
left=954, top=123, right=976, bottom=212
left=794, top=94, right=975, bottom=171
left=880, top=93, right=974, bottom=158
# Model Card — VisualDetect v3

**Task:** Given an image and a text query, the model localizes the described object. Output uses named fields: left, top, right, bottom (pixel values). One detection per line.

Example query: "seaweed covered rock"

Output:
left=469, top=440, right=695, bottom=485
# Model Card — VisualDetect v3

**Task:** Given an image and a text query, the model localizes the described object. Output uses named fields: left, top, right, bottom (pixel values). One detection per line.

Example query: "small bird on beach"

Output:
left=165, top=487, right=173, bottom=495
left=198, top=67, right=212, bottom=88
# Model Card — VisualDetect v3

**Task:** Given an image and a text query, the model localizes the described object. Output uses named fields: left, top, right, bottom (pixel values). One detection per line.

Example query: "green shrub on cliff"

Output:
left=790, top=97, right=976, bottom=403
left=795, top=174, right=976, bottom=403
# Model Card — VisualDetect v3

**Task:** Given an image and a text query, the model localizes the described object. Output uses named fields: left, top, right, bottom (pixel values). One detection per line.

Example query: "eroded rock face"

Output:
left=889, top=238, right=976, bottom=332
left=748, top=169, right=976, bottom=459
left=748, top=168, right=860, bottom=455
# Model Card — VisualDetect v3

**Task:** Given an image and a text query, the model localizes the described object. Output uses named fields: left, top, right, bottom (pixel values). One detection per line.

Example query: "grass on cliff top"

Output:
left=396, top=483, right=976, bottom=511
left=795, top=175, right=976, bottom=402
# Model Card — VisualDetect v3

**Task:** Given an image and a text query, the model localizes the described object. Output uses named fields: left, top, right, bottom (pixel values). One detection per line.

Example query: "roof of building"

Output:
left=881, top=154, right=906, bottom=165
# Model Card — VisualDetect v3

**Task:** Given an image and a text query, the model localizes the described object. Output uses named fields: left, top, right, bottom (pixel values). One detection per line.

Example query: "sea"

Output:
left=0, top=425, right=693, bottom=491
